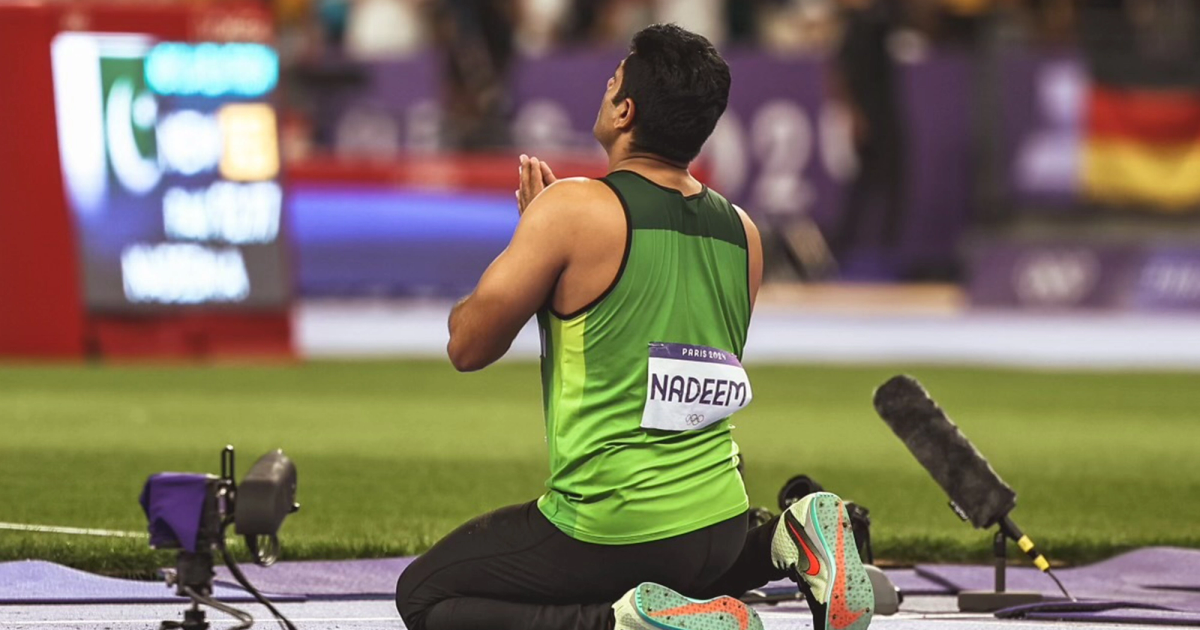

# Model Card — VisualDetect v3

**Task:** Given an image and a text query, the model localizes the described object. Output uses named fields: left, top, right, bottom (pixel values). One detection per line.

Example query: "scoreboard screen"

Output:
left=51, top=32, right=289, bottom=311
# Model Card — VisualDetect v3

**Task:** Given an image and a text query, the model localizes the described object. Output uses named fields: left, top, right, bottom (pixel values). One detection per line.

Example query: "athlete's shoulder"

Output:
left=527, top=177, right=623, bottom=218
left=531, top=177, right=616, bottom=207
left=520, top=177, right=625, bottom=244
left=542, top=176, right=611, bottom=195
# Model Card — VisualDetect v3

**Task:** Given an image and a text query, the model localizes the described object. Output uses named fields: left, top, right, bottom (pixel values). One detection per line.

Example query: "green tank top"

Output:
left=536, top=170, right=752, bottom=544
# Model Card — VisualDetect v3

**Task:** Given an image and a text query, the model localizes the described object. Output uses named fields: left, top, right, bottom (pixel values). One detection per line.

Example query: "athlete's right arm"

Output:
left=445, top=179, right=589, bottom=372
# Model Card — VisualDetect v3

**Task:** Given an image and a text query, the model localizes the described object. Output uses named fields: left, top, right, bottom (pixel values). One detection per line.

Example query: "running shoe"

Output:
left=613, top=582, right=764, bottom=630
left=771, top=492, right=874, bottom=630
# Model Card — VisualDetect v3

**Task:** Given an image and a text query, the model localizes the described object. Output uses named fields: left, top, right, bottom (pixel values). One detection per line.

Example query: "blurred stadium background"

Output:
left=1, top=0, right=1199, bottom=575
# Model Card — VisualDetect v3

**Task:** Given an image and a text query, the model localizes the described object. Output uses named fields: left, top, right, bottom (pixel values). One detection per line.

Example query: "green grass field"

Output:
left=1, top=360, right=1198, bottom=577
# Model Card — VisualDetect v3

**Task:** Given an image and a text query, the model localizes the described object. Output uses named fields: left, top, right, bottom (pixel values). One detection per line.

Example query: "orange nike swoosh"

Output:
left=829, top=506, right=867, bottom=630
left=786, top=519, right=822, bottom=578
left=652, top=597, right=750, bottom=630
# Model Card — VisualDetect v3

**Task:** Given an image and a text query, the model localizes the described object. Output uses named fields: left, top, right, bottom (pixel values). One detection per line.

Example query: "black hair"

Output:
left=613, top=23, right=731, bottom=164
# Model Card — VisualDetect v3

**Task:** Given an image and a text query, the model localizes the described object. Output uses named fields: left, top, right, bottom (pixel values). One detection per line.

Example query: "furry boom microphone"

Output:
left=873, top=376, right=1072, bottom=602
left=873, top=375, right=1016, bottom=531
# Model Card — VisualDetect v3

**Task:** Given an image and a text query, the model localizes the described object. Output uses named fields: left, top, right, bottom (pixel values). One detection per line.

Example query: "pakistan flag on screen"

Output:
left=100, top=54, right=162, bottom=197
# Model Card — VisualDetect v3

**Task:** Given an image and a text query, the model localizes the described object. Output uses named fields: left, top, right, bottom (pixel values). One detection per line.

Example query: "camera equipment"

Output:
left=873, top=375, right=1075, bottom=612
left=747, top=506, right=774, bottom=529
left=140, top=446, right=300, bottom=630
left=777, top=474, right=824, bottom=512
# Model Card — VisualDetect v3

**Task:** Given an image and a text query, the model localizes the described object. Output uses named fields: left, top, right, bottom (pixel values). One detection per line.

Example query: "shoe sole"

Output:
left=787, top=493, right=874, bottom=630
left=634, top=582, right=764, bottom=630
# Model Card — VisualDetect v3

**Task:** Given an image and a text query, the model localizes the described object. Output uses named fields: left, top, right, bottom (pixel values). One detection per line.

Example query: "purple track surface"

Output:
left=0, top=560, right=305, bottom=605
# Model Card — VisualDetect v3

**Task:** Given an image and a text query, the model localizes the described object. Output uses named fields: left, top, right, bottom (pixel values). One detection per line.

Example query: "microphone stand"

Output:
left=958, top=515, right=1073, bottom=612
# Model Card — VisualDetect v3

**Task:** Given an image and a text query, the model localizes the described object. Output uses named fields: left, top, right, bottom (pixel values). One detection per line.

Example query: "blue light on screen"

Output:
left=145, top=42, right=279, bottom=98
left=288, top=186, right=520, bottom=298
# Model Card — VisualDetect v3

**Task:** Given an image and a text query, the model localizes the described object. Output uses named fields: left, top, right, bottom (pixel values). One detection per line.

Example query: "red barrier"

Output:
left=89, top=313, right=292, bottom=360
left=0, top=6, right=86, bottom=358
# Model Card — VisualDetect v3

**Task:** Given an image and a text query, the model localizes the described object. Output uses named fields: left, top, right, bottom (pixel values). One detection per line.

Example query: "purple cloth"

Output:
left=214, top=557, right=417, bottom=599
left=220, top=560, right=944, bottom=600
left=213, top=547, right=1197, bottom=609
left=219, top=558, right=947, bottom=600
left=139, top=473, right=212, bottom=552
left=997, top=597, right=1200, bottom=624
left=1025, top=608, right=1200, bottom=626
left=997, top=599, right=1171, bottom=617
left=0, top=560, right=304, bottom=605
left=917, top=547, right=1200, bottom=611
left=883, top=568, right=955, bottom=595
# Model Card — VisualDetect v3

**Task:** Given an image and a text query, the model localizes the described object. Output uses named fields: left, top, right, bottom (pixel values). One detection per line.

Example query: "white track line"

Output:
left=0, top=522, right=146, bottom=538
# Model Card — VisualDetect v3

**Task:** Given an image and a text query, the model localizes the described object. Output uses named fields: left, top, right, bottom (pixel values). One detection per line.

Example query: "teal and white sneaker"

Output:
left=771, top=492, right=874, bottom=630
left=612, top=582, right=764, bottom=630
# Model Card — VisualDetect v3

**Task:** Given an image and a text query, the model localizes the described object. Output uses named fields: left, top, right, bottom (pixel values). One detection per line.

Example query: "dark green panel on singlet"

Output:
left=618, top=175, right=748, bottom=249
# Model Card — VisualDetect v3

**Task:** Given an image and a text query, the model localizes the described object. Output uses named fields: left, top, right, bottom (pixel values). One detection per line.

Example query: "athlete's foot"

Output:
left=770, top=492, right=874, bottom=630
left=612, top=582, right=764, bottom=630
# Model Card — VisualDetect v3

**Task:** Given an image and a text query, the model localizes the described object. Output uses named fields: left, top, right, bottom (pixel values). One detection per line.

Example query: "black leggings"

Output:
left=395, top=501, right=786, bottom=630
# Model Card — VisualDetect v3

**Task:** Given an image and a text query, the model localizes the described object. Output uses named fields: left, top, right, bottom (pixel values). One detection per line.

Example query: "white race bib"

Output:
left=641, top=342, right=753, bottom=432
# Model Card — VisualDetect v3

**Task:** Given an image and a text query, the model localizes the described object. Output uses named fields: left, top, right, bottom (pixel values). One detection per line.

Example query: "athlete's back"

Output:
left=537, top=169, right=753, bottom=544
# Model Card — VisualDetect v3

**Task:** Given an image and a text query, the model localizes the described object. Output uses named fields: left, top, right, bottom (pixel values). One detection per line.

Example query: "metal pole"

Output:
left=994, top=529, right=1007, bottom=593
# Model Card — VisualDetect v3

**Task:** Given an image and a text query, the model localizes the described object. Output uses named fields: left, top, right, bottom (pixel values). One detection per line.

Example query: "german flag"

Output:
left=1083, top=86, right=1200, bottom=210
